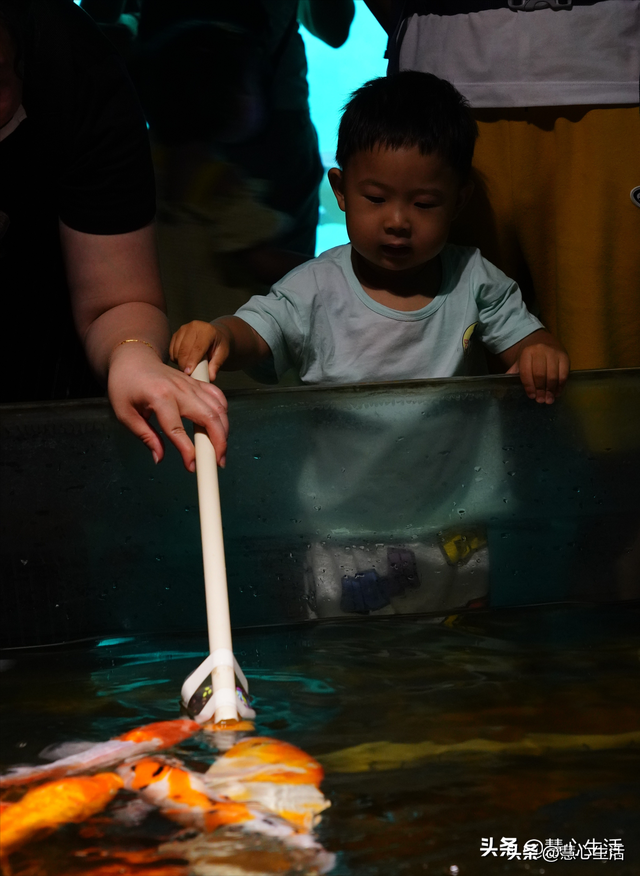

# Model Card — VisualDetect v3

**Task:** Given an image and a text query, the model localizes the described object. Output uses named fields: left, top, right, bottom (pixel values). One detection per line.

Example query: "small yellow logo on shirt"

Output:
left=462, top=322, right=478, bottom=353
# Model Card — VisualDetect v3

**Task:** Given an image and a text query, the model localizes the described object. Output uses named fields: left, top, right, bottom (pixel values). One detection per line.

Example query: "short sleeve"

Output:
left=25, top=1, right=156, bottom=235
left=473, top=254, right=543, bottom=354
left=235, top=284, right=309, bottom=380
left=58, top=55, right=156, bottom=234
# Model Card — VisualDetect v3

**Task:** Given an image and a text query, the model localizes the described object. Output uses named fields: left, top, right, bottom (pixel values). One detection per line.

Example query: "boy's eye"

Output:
left=415, top=201, right=437, bottom=210
left=365, top=195, right=384, bottom=204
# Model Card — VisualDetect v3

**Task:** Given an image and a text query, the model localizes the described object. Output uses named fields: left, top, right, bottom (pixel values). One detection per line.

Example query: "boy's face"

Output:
left=329, top=145, right=471, bottom=279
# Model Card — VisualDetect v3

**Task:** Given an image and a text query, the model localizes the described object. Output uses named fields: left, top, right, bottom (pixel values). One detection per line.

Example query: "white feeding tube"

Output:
left=192, top=360, right=238, bottom=723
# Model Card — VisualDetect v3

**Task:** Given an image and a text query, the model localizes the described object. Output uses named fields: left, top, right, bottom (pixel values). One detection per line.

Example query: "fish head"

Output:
left=118, top=758, right=171, bottom=792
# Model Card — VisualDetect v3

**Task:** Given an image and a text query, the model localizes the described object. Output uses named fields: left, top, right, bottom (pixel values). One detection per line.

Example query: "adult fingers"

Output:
left=152, top=394, right=198, bottom=471
left=115, top=402, right=166, bottom=464
left=155, top=380, right=229, bottom=469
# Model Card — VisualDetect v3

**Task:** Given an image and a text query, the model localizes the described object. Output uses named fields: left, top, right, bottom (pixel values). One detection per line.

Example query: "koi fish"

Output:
left=73, top=846, right=189, bottom=876
left=117, top=757, right=325, bottom=850
left=0, top=720, right=200, bottom=789
left=318, top=728, right=640, bottom=773
left=204, top=737, right=330, bottom=831
left=0, top=772, right=123, bottom=860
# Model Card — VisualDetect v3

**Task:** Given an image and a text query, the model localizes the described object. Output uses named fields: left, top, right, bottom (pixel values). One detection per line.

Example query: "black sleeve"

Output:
left=24, top=0, right=156, bottom=235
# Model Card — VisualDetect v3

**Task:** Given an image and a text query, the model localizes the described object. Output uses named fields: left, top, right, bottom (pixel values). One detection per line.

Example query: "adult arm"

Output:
left=61, top=221, right=229, bottom=470
left=297, top=0, right=355, bottom=48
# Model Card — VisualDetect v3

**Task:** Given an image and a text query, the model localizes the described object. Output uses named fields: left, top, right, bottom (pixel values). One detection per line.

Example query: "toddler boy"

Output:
left=171, top=72, right=569, bottom=403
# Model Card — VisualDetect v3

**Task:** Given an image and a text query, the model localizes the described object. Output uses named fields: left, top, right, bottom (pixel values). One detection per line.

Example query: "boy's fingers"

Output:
left=169, top=327, right=185, bottom=363
left=517, top=354, right=536, bottom=400
left=209, top=342, right=229, bottom=381
left=528, top=350, right=552, bottom=403
left=558, top=355, right=570, bottom=393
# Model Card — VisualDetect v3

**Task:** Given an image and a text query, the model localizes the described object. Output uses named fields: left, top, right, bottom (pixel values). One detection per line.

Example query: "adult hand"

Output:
left=108, top=341, right=229, bottom=470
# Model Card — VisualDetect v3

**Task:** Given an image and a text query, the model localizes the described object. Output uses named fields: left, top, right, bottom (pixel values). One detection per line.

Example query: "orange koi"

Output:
left=74, top=846, right=189, bottom=876
left=0, top=720, right=200, bottom=789
left=204, top=737, right=330, bottom=831
left=117, top=757, right=324, bottom=848
left=117, top=757, right=217, bottom=832
left=205, top=737, right=325, bottom=785
left=0, top=773, right=123, bottom=860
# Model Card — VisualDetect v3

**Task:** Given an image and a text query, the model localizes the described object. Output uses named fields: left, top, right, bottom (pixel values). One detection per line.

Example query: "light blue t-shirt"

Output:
left=235, top=244, right=543, bottom=384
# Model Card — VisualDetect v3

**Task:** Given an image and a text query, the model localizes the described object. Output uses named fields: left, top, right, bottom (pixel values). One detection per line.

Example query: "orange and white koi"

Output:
left=0, top=772, right=123, bottom=861
left=117, top=756, right=326, bottom=851
left=0, top=720, right=200, bottom=789
left=204, top=737, right=330, bottom=831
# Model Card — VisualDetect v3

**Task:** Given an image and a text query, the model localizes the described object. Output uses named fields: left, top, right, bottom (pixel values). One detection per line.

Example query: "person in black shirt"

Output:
left=0, top=0, right=228, bottom=470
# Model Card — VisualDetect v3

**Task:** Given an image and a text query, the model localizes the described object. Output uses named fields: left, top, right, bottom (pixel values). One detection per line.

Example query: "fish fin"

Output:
left=38, top=741, right=95, bottom=762
left=111, top=797, right=156, bottom=826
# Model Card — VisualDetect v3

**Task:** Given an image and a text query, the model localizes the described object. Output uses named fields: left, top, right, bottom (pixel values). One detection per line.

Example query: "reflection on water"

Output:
left=1, top=603, right=639, bottom=875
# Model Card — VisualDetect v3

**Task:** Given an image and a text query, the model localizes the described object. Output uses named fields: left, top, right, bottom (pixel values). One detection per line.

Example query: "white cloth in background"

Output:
left=397, top=1, right=639, bottom=107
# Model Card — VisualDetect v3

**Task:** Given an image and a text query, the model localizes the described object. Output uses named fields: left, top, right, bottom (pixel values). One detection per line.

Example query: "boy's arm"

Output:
left=497, top=329, right=570, bottom=405
left=170, top=317, right=271, bottom=382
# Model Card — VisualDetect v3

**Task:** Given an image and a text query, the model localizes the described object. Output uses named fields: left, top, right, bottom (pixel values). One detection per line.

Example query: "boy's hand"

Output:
left=170, top=320, right=231, bottom=382
left=505, top=331, right=570, bottom=404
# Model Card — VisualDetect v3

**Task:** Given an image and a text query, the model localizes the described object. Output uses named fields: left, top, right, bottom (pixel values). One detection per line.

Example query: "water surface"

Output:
left=1, top=603, right=639, bottom=875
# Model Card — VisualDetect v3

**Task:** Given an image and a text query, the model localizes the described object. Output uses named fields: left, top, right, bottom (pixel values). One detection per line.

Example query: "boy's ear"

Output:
left=328, top=168, right=346, bottom=213
left=454, top=180, right=475, bottom=218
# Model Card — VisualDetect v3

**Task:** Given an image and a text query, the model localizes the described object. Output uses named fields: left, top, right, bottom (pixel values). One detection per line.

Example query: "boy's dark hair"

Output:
left=336, top=71, right=478, bottom=181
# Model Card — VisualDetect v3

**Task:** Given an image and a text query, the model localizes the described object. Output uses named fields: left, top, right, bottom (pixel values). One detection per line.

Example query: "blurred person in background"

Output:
left=87, top=1, right=355, bottom=384
left=133, top=0, right=354, bottom=260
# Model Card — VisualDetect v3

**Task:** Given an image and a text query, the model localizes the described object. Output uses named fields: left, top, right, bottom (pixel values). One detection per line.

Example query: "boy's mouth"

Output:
left=381, top=244, right=411, bottom=258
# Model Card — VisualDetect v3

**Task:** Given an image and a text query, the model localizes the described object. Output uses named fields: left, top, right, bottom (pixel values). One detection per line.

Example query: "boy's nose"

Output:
left=383, top=206, right=411, bottom=237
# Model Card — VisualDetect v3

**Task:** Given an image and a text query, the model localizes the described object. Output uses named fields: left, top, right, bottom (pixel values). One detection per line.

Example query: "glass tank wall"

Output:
left=1, top=369, right=639, bottom=647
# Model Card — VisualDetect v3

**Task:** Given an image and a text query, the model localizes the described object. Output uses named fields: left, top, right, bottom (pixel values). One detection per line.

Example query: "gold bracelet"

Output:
left=108, top=338, right=156, bottom=366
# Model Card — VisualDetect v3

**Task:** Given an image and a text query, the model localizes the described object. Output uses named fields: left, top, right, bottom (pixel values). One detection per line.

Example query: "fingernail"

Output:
left=185, top=367, right=192, bottom=375
left=189, top=460, right=196, bottom=473
left=152, top=451, right=159, bottom=464
left=220, top=456, right=226, bottom=469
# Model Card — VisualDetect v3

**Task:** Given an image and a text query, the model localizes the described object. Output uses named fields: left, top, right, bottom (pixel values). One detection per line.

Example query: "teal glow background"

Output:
left=300, top=3, right=387, bottom=254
